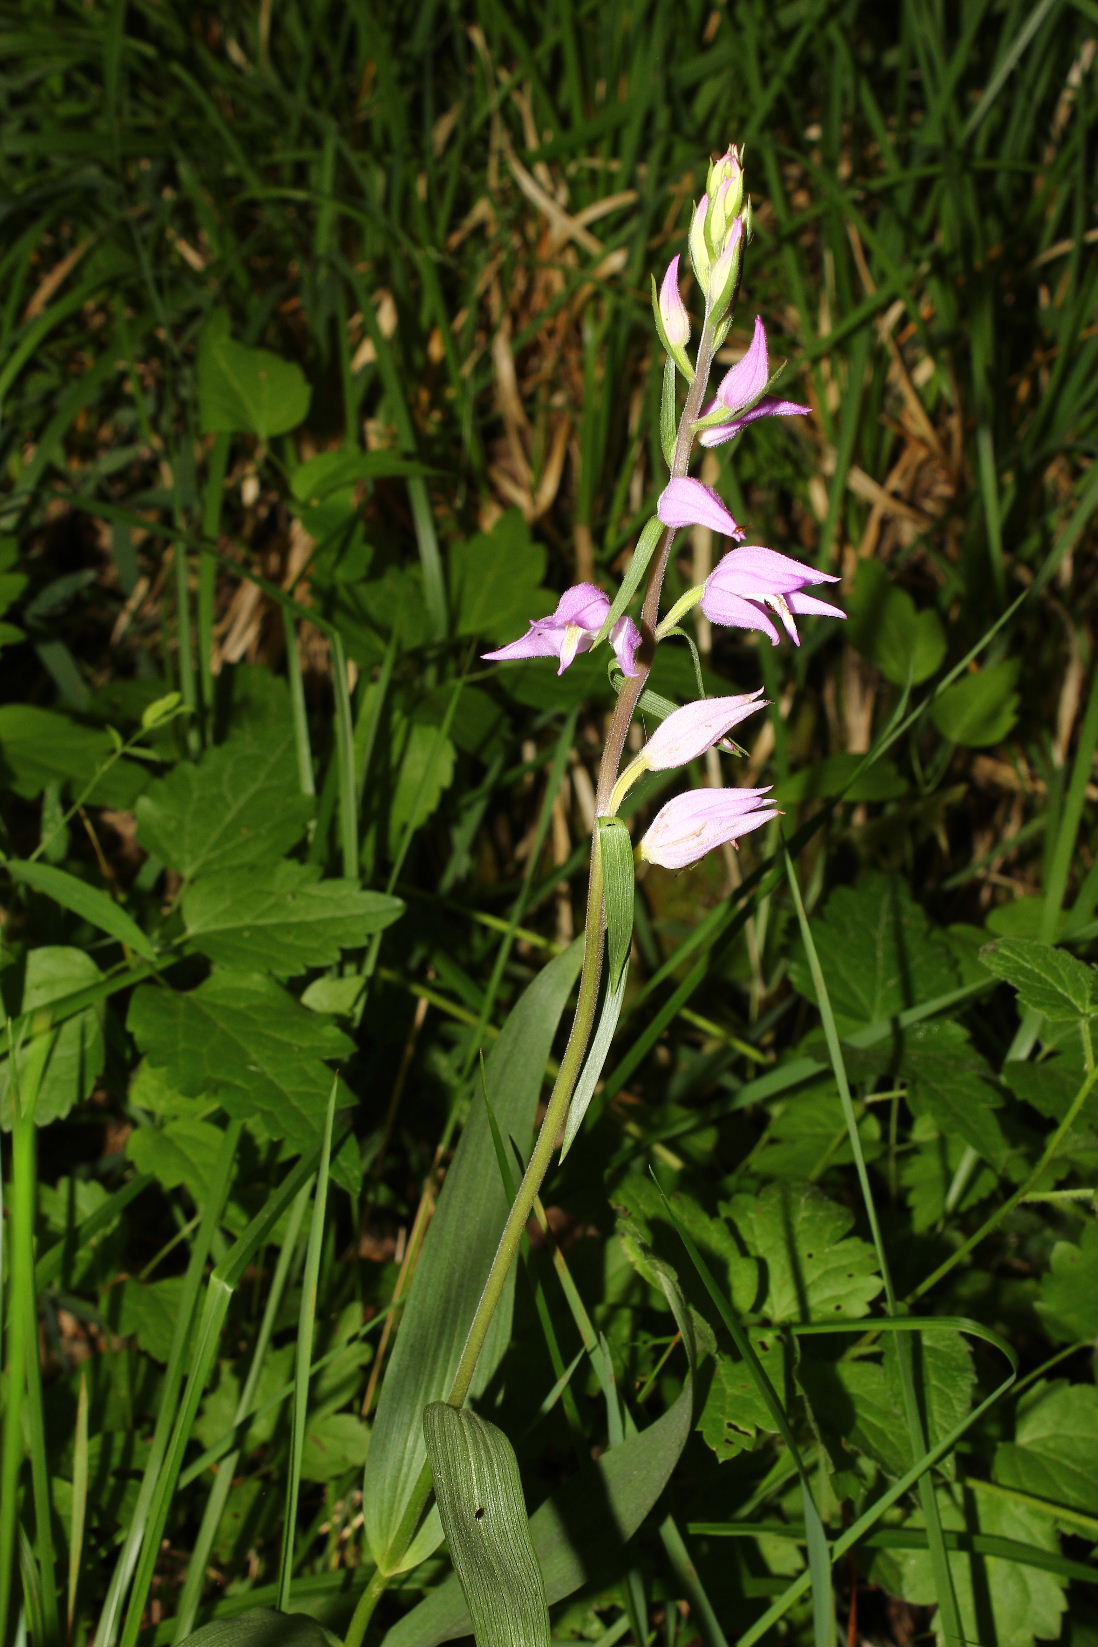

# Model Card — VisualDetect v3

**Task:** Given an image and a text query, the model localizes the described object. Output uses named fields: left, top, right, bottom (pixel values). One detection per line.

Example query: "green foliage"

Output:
left=197, top=312, right=311, bottom=440
left=1, top=0, right=1093, bottom=1641
left=423, top=1403, right=551, bottom=1647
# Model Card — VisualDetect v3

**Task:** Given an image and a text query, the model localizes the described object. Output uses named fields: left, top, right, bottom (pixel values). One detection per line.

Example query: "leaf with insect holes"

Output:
left=698, top=1331, right=793, bottom=1460
left=720, top=1182, right=882, bottom=1322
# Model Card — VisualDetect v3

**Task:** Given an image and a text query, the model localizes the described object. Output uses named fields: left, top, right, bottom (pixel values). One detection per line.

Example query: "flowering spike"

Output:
left=482, top=583, right=641, bottom=676
left=657, top=477, right=745, bottom=541
left=639, top=786, right=778, bottom=869
left=701, top=546, right=844, bottom=646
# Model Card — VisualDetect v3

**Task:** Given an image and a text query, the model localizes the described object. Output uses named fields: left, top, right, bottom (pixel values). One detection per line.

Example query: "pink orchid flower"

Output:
left=639, top=786, right=779, bottom=869
left=482, top=582, right=641, bottom=677
left=702, top=546, right=844, bottom=646
left=698, top=316, right=811, bottom=448
left=657, top=477, right=745, bottom=541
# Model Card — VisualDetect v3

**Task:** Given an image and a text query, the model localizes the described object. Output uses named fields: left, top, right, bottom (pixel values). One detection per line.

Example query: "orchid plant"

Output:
left=347, top=145, right=845, bottom=1645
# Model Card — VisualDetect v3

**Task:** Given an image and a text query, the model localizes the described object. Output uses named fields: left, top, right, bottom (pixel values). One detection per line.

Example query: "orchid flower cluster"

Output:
left=484, top=145, right=844, bottom=870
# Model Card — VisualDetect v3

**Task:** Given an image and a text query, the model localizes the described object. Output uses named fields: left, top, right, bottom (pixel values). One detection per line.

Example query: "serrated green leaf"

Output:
left=424, top=1404, right=550, bottom=1647
left=721, top=1183, right=883, bottom=1322
left=0, top=704, right=146, bottom=805
left=183, top=861, right=403, bottom=973
left=898, top=1020, right=1009, bottom=1166
left=995, top=1380, right=1098, bottom=1526
left=197, top=310, right=310, bottom=438
left=136, top=723, right=313, bottom=879
left=0, top=947, right=104, bottom=1128
left=1035, top=1224, right=1098, bottom=1345
left=119, top=1276, right=188, bottom=1362
left=980, top=937, right=1098, bottom=1022
left=752, top=1079, right=882, bottom=1180
left=364, top=940, right=583, bottom=1575
left=846, top=559, right=946, bottom=686
left=449, top=511, right=551, bottom=642
left=176, top=1606, right=340, bottom=1647
left=5, top=858, right=156, bottom=959
left=788, top=872, right=960, bottom=1031
left=125, top=1116, right=230, bottom=1204
left=698, top=1331, right=792, bottom=1459
left=931, top=659, right=1020, bottom=747
left=127, top=972, right=353, bottom=1162
left=301, top=1412, right=371, bottom=1482
left=884, top=1332, right=975, bottom=1482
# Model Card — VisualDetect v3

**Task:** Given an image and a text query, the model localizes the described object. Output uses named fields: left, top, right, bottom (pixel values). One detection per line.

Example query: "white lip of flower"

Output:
left=558, top=624, right=586, bottom=670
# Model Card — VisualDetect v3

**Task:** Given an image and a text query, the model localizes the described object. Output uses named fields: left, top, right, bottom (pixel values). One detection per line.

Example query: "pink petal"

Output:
left=714, top=316, right=769, bottom=416
left=657, top=477, right=743, bottom=540
left=642, top=690, right=766, bottom=771
left=788, top=591, right=847, bottom=620
left=699, top=585, right=781, bottom=645
left=481, top=628, right=561, bottom=664
left=553, top=582, right=611, bottom=628
left=611, top=615, right=642, bottom=677
left=699, top=396, right=812, bottom=448
left=659, top=255, right=690, bottom=347
left=710, top=545, right=840, bottom=596
left=639, top=787, right=778, bottom=869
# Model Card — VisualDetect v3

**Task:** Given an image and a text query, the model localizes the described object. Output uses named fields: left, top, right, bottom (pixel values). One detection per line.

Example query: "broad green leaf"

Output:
left=127, top=972, right=354, bottom=1164
left=788, top=872, right=960, bottom=1032
left=900, top=1118, right=1000, bottom=1233
left=797, top=1352, right=906, bottom=1485
left=898, top=1021, right=1009, bottom=1167
left=4, top=858, right=156, bottom=959
left=449, top=511, right=551, bottom=642
left=979, top=937, right=1098, bottom=1023
left=0, top=704, right=146, bottom=805
left=176, top=1607, right=340, bottom=1647
left=125, top=1116, right=231, bottom=1205
left=995, top=1380, right=1098, bottom=1525
left=721, top=1183, right=883, bottom=1322
left=1035, top=1224, right=1098, bottom=1345
left=290, top=451, right=378, bottom=543
left=752, top=1079, right=882, bottom=1180
left=363, top=940, right=583, bottom=1575
left=424, top=1404, right=550, bottom=1647
left=119, top=1276, right=188, bottom=1362
left=183, top=861, right=403, bottom=974
left=698, top=1331, right=791, bottom=1459
left=197, top=310, right=310, bottom=438
left=136, top=723, right=313, bottom=879
left=301, top=1413, right=371, bottom=1482
left=931, top=659, right=1020, bottom=747
left=870, top=1487, right=1067, bottom=1647
left=883, top=1331, right=975, bottom=1481
left=846, top=559, right=946, bottom=686
left=0, top=947, right=104, bottom=1128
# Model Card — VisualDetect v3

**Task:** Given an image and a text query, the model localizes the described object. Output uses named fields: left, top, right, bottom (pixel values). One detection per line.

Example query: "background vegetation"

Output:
left=0, top=1, right=1094, bottom=1643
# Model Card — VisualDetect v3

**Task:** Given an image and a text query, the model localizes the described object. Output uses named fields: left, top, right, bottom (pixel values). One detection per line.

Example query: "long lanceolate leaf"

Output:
left=423, top=1404, right=550, bottom=1647
left=362, top=941, right=583, bottom=1576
